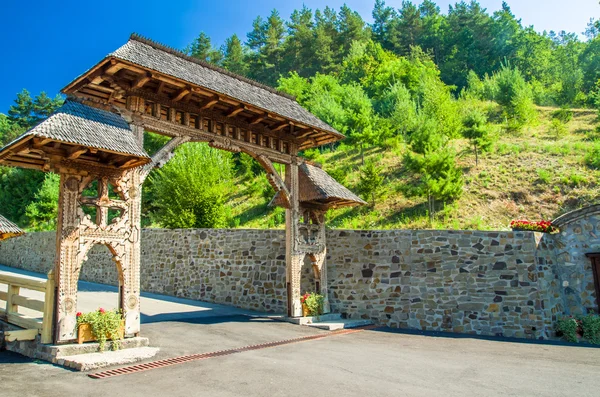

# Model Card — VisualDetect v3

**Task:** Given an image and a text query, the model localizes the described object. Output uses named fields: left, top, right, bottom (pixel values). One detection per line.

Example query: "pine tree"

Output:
left=8, top=89, right=35, bottom=127
left=188, top=32, right=222, bottom=65
left=403, top=121, right=463, bottom=221
left=371, top=0, right=394, bottom=50
left=357, top=159, right=384, bottom=207
left=389, top=1, right=422, bottom=56
left=222, top=34, right=247, bottom=75
left=282, top=6, right=315, bottom=76
left=462, top=109, right=492, bottom=166
left=247, top=10, right=286, bottom=85
left=336, top=5, right=370, bottom=57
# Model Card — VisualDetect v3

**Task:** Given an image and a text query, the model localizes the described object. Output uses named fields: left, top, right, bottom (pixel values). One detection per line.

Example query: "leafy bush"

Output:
left=462, top=109, right=493, bottom=165
left=551, top=107, right=574, bottom=123
left=581, top=314, right=600, bottom=345
left=24, top=172, right=59, bottom=231
left=494, top=64, right=536, bottom=131
left=557, top=315, right=600, bottom=344
left=536, top=168, right=552, bottom=184
left=149, top=143, right=233, bottom=229
left=326, top=166, right=348, bottom=185
left=556, top=316, right=580, bottom=343
left=357, top=159, right=384, bottom=207
left=548, top=118, right=568, bottom=140
left=584, top=143, right=600, bottom=169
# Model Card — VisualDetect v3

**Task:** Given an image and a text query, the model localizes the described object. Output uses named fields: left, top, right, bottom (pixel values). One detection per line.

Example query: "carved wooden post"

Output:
left=54, top=173, right=84, bottom=342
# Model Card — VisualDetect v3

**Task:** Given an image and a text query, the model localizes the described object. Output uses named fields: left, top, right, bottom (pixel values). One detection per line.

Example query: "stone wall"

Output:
left=1, top=225, right=598, bottom=340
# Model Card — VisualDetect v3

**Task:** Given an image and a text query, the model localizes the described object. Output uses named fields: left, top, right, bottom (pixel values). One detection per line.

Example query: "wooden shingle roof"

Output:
left=110, top=35, right=339, bottom=136
left=0, top=214, right=23, bottom=240
left=271, top=163, right=367, bottom=209
left=63, top=34, right=344, bottom=150
left=0, top=100, right=150, bottom=171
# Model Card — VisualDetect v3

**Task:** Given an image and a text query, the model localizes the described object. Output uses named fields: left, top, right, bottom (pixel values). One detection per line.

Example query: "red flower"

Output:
left=99, top=308, right=106, bottom=314
left=76, top=312, right=82, bottom=317
left=300, top=293, right=310, bottom=304
left=510, top=219, right=557, bottom=233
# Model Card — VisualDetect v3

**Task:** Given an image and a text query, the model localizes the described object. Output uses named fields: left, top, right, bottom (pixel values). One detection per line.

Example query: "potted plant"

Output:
left=76, top=308, right=125, bottom=351
left=300, top=292, right=324, bottom=317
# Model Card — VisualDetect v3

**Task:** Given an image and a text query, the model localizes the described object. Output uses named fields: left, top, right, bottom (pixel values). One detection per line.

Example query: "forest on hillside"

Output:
left=1, top=0, right=600, bottom=231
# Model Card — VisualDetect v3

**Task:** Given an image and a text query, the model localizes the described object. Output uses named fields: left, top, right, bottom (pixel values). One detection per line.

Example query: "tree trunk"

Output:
left=360, top=144, right=364, bottom=165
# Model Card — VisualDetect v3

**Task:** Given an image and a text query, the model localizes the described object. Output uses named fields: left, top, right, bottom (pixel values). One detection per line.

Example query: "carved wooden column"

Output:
left=54, top=173, right=85, bottom=341
left=52, top=168, right=142, bottom=343
left=114, top=169, right=142, bottom=336
left=285, top=156, right=303, bottom=317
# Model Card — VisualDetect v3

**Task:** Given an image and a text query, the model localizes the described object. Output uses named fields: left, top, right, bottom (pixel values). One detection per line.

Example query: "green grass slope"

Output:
left=228, top=106, right=600, bottom=231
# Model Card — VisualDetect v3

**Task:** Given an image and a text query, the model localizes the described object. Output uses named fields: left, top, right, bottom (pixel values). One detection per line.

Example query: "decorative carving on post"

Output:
left=54, top=168, right=143, bottom=342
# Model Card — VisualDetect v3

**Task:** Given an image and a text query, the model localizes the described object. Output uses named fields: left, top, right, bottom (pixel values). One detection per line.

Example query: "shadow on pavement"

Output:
left=140, top=313, right=274, bottom=325
left=368, top=326, right=600, bottom=349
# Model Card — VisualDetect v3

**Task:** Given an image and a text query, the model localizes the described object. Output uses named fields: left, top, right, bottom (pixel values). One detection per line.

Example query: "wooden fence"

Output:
left=0, top=270, right=55, bottom=344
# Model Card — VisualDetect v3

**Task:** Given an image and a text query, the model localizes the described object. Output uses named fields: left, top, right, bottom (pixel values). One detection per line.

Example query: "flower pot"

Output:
left=302, top=303, right=310, bottom=317
left=77, top=321, right=125, bottom=344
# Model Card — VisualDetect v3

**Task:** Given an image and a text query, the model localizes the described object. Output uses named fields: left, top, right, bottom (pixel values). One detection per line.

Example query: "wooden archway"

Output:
left=0, top=34, right=364, bottom=343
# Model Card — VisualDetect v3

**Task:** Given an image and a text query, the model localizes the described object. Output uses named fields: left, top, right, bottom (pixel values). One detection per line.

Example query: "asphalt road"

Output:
left=1, top=265, right=600, bottom=397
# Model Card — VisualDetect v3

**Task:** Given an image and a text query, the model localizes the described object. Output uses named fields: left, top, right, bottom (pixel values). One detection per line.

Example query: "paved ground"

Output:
left=2, top=266, right=600, bottom=397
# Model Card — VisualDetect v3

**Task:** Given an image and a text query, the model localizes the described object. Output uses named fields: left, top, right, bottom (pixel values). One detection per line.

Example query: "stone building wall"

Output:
left=1, top=225, right=598, bottom=340
left=541, top=212, right=600, bottom=316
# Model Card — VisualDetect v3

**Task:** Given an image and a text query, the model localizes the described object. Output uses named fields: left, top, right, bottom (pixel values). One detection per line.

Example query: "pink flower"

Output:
left=99, top=308, right=106, bottom=314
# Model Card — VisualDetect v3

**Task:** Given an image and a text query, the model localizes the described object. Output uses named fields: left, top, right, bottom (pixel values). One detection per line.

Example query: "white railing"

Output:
left=0, top=269, right=55, bottom=344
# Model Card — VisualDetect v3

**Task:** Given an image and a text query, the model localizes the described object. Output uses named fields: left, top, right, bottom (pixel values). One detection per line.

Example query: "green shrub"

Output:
left=557, top=315, right=600, bottom=344
left=327, top=167, right=348, bottom=185
left=149, top=143, right=233, bottom=229
left=584, top=143, right=600, bottom=169
left=556, top=316, right=580, bottom=343
left=494, top=64, right=536, bottom=131
left=548, top=119, right=568, bottom=140
left=581, top=315, right=600, bottom=344
left=551, top=107, right=574, bottom=123
left=536, top=168, right=552, bottom=184
left=357, top=159, right=385, bottom=207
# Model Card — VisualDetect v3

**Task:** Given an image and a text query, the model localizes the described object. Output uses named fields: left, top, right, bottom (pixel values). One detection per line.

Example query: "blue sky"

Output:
left=1, top=0, right=598, bottom=113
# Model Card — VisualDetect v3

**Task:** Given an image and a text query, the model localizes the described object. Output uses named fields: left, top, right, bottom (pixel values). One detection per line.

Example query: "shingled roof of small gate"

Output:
left=272, top=162, right=366, bottom=208
left=0, top=214, right=23, bottom=236
left=107, top=34, right=342, bottom=138
left=0, top=100, right=149, bottom=158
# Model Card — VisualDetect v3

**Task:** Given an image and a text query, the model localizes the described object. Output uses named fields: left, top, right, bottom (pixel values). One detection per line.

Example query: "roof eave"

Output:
left=63, top=52, right=345, bottom=143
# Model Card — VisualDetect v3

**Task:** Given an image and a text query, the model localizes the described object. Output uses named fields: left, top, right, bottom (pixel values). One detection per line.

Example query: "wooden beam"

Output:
left=250, top=113, right=269, bottom=125
left=199, top=95, right=220, bottom=110
left=68, top=147, right=88, bottom=160
left=226, top=104, right=247, bottom=118
left=156, top=81, right=165, bottom=95
left=271, top=121, right=292, bottom=132
left=132, top=72, right=152, bottom=89
left=295, top=128, right=315, bottom=139
left=105, top=59, right=124, bottom=75
left=32, top=138, right=52, bottom=149
left=172, top=87, right=191, bottom=102
left=4, top=329, right=39, bottom=342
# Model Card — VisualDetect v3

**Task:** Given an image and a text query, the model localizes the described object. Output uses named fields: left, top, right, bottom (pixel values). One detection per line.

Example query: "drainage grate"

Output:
left=88, top=325, right=377, bottom=379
